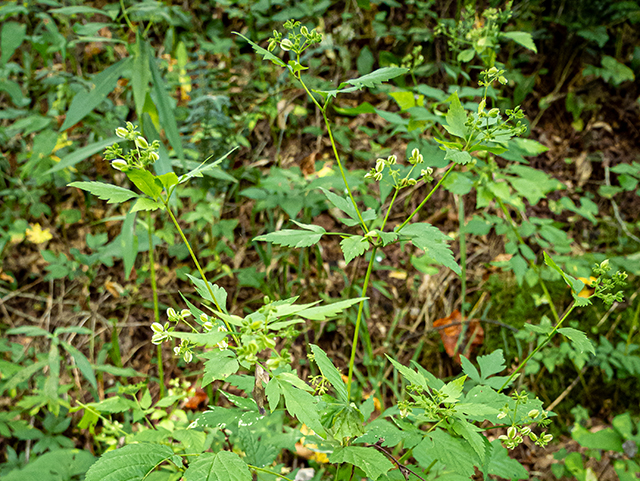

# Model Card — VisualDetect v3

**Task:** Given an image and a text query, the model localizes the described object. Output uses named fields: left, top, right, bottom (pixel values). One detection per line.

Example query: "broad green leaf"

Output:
left=487, top=439, right=529, bottom=479
left=452, top=418, right=486, bottom=462
left=310, top=344, right=348, bottom=402
left=424, top=430, right=479, bottom=477
left=440, top=376, right=466, bottom=404
left=157, top=172, right=179, bottom=190
left=444, top=148, right=473, bottom=165
left=50, top=6, right=109, bottom=15
left=477, top=350, right=506, bottom=379
left=331, top=404, right=365, bottom=440
left=558, top=327, right=595, bottom=354
left=340, top=235, right=369, bottom=265
left=571, top=424, right=623, bottom=452
left=280, top=381, right=325, bottom=436
left=69, top=181, right=139, bottom=204
left=398, top=223, right=460, bottom=274
left=234, top=32, right=286, bottom=68
left=501, top=31, right=538, bottom=53
left=186, top=273, right=228, bottom=312
left=1, top=22, right=27, bottom=66
left=297, top=297, right=367, bottom=321
left=202, top=349, right=239, bottom=387
left=60, top=342, right=97, bottom=390
left=265, top=378, right=282, bottom=413
left=378, top=231, right=398, bottom=246
left=126, top=169, right=163, bottom=199
left=390, top=90, right=416, bottom=110
left=0, top=360, right=46, bottom=396
left=2, top=449, right=96, bottom=481
left=346, top=67, right=409, bottom=90
left=85, top=443, right=176, bottom=481
left=444, top=91, right=468, bottom=139
left=543, top=252, right=584, bottom=295
left=254, top=221, right=326, bottom=248
left=45, top=137, right=119, bottom=175
left=329, top=446, right=394, bottom=480
left=184, top=451, right=251, bottom=481
left=130, top=197, right=163, bottom=213
left=61, top=57, right=132, bottom=131
left=131, top=36, right=151, bottom=118
left=149, top=55, right=183, bottom=160
left=457, top=48, right=475, bottom=62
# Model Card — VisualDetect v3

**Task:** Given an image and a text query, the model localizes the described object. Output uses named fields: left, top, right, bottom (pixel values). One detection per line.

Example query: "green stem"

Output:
left=164, top=201, right=238, bottom=344
left=380, top=188, right=400, bottom=232
left=454, top=195, right=467, bottom=357
left=625, top=295, right=640, bottom=355
left=498, top=302, right=576, bottom=392
left=397, top=164, right=455, bottom=232
left=296, top=76, right=369, bottom=233
left=248, top=465, right=295, bottom=480
left=347, top=247, right=377, bottom=398
left=147, top=211, right=164, bottom=398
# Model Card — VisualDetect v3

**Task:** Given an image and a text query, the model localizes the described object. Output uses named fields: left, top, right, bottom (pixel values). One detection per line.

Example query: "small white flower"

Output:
left=528, top=409, right=540, bottom=419
left=167, top=307, right=177, bottom=319
left=174, top=346, right=181, bottom=356
left=203, top=321, right=213, bottom=331
left=183, top=351, right=193, bottom=363
left=507, top=426, right=517, bottom=439
left=180, top=309, right=191, bottom=318
left=115, top=127, right=128, bottom=138
left=497, top=411, right=507, bottom=419
left=148, top=151, right=159, bottom=162
left=151, top=322, right=164, bottom=333
left=111, top=159, right=128, bottom=171
left=280, top=38, right=293, bottom=51
left=135, top=136, right=149, bottom=149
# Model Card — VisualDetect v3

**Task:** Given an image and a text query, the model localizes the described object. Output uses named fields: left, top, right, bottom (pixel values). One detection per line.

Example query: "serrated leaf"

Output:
left=477, top=350, right=506, bottom=380
left=398, top=223, right=460, bottom=274
left=440, top=376, right=466, bottom=404
left=183, top=451, right=252, bottom=481
left=444, top=148, right=473, bottom=165
left=265, top=378, right=282, bottom=413
left=178, top=148, right=237, bottom=184
left=130, top=197, right=163, bottom=212
left=424, top=430, right=480, bottom=477
left=543, top=252, right=584, bottom=295
left=501, top=31, right=537, bottom=53
left=444, top=91, right=469, bottom=139
left=310, top=344, right=348, bottom=402
left=234, top=32, right=286, bottom=67
left=186, top=273, right=228, bottom=312
left=320, top=187, right=358, bottom=222
left=487, top=439, right=529, bottom=479
left=254, top=221, right=326, bottom=248
left=69, top=181, right=139, bottom=204
left=452, top=418, right=487, bottom=462
left=297, top=297, right=367, bottom=321
left=340, top=235, right=369, bottom=265
left=346, top=67, right=409, bottom=89
left=126, top=169, right=163, bottom=199
left=280, top=381, right=325, bottom=436
left=386, top=355, right=428, bottom=390
left=202, top=349, right=239, bottom=387
left=85, top=443, right=175, bottom=481
left=329, top=446, right=394, bottom=480
left=157, top=172, right=179, bottom=190
left=378, top=231, right=398, bottom=246
left=60, top=342, right=97, bottom=390
left=558, top=327, right=595, bottom=354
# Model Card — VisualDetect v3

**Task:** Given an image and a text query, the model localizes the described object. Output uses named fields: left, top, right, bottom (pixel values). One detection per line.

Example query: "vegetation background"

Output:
left=1, top=0, right=639, bottom=480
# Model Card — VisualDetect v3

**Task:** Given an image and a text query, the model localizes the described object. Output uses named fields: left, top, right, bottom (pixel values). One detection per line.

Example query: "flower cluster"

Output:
left=498, top=392, right=554, bottom=450
left=104, top=122, right=160, bottom=172
left=268, top=20, right=323, bottom=54
left=591, top=259, right=627, bottom=306
left=365, top=149, right=432, bottom=188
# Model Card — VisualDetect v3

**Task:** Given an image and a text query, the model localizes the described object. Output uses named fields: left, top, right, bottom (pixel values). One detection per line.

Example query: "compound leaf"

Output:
left=340, top=235, right=369, bottom=265
left=399, top=223, right=460, bottom=274
left=254, top=221, right=326, bottom=248
left=558, top=327, right=595, bottom=355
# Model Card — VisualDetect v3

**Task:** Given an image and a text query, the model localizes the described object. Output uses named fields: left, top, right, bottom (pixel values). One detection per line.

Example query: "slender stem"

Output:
left=397, top=164, right=455, bottom=232
left=248, top=465, right=295, bottom=480
left=147, top=211, right=164, bottom=398
left=380, top=188, right=399, bottom=232
left=164, top=201, right=238, bottom=344
left=347, top=247, right=377, bottom=398
left=454, top=195, right=467, bottom=358
left=625, top=295, right=640, bottom=355
left=296, top=76, right=369, bottom=233
left=498, top=303, right=576, bottom=392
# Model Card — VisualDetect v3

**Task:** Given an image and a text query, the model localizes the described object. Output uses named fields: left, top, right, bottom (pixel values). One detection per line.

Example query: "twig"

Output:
left=547, top=367, right=586, bottom=411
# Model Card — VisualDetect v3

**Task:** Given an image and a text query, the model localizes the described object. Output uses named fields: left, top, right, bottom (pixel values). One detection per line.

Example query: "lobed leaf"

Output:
left=84, top=443, right=176, bottom=481
left=254, top=221, right=326, bottom=248
left=329, top=446, right=394, bottom=480
left=69, top=181, right=139, bottom=204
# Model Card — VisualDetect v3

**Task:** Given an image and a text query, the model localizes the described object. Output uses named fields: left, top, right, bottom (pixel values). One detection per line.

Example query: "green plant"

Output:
left=64, top=21, right=631, bottom=481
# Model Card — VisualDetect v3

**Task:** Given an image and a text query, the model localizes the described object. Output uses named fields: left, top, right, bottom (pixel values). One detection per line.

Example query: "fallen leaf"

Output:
left=433, top=310, right=484, bottom=364
left=184, top=387, right=208, bottom=410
